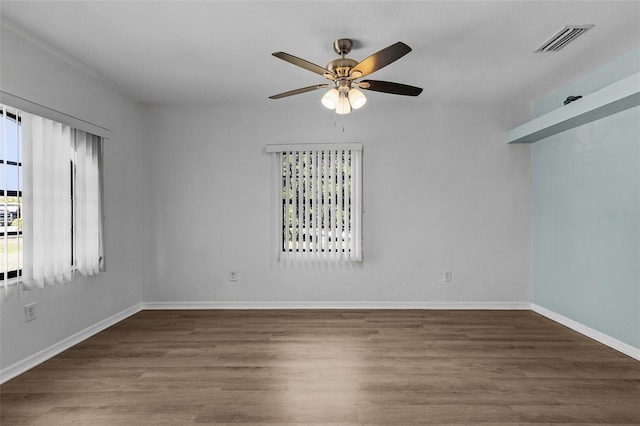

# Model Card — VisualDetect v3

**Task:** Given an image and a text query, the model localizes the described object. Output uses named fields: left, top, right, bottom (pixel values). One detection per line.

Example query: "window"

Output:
left=0, top=107, right=23, bottom=280
left=267, top=143, right=362, bottom=261
left=0, top=104, right=104, bottom=288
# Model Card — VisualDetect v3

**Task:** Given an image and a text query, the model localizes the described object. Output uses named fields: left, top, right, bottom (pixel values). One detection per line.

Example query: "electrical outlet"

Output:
left=443, top=272, right=452, bottom=283
left=24, top=303, right=37, bottom=322
left=229, top=271, right=238, bottom=282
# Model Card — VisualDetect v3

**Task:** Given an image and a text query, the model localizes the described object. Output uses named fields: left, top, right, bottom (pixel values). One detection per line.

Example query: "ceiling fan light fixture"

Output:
left=348, top=88, right=367, bottom=109
left=270, top=39, right=423, bottom=114
left=321, top=88, right=339, bottom=109
left=336, top=94, right=352, bottom=115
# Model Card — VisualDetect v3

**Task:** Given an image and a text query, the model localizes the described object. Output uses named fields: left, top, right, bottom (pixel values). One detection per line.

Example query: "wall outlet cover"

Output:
left=25, top=303, right=37, bottom=322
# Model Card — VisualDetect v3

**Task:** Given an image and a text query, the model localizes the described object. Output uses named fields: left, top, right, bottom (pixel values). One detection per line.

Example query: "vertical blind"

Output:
left=267, top=143, right=362, bottom=262
left=22, top=111, right=74, bottom=285
left=1, top=104, right=104, bottom=289
left=73, top=130, right=103, bottom=277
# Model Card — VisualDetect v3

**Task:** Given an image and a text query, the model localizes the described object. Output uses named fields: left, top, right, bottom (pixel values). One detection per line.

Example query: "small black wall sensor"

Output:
left=564, top=95, right=583, bottom=105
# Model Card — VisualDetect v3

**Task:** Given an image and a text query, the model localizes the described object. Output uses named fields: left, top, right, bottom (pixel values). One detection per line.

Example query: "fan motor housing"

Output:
left=327, top=58, right=358, bottom=77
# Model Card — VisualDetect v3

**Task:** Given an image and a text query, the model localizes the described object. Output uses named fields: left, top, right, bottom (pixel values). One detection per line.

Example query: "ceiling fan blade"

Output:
left=272, top=52, right=336, bottom=79
left=359, top=80, right=423, bottom=96
left=350, top=42, right=412, bottom=78
left=269, top=84, right=331, bottom=100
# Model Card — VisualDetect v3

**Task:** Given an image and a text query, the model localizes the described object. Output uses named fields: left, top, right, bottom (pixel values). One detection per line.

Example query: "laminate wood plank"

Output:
left=2, top=309, right=639, bottom=425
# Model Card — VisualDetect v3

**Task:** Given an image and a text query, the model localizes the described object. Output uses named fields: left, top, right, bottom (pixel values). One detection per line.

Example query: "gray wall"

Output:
left=141, top=102, right=532, bottom=305
left=0, top=25, right=144, bottom=369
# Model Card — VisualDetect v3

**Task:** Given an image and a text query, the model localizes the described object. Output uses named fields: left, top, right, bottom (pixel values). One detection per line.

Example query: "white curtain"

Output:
left=267, top=143, right=362, bottom=262
left=21, top=113, right=103, bottom=288
left=22, top=113, right=73, bottom=287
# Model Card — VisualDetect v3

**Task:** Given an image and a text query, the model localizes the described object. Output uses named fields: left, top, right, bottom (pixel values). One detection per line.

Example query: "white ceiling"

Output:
left=2, top=1, right=639, bottom=105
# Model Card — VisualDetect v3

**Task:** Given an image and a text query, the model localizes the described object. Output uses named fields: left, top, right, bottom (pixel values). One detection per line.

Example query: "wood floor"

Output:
left=1, top=310, right=639, bottom=425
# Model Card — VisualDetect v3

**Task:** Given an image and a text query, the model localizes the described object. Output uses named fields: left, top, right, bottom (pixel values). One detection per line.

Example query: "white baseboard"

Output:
left=0, top=303, right=142, bottom=385
left=531, top=303, right=640, bottom=361
left=142, top=301, right=531, bottom=310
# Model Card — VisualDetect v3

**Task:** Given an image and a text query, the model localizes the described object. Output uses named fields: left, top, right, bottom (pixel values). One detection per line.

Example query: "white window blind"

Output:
left=22, top=111, right=74, bottom=285
left=73, top=130, right=104, bottom=277
left=1, top=104, right=104, bottom=289
left=268, top=143, right=362, bottom=262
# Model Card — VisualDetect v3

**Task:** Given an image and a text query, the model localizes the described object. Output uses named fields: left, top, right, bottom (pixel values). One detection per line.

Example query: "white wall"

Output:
left=141, top=101, right=531, bottom=306
left=0, top=25, right=143, bottom=370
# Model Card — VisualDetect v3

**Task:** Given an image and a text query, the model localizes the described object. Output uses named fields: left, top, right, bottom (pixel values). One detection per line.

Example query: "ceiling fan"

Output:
left=269, top=39, right=423, bottom=114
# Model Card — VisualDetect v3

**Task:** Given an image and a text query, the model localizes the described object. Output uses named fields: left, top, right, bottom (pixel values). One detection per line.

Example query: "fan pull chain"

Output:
left=333, top=112, right=346, bottom=133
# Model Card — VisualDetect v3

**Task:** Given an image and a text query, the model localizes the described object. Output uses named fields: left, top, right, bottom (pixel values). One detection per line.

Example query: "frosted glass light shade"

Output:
left=335, top=96, right=352, bottom=114
left=321, top=89, right=339, bottom=109
left=348, top=88, right=367, bottom=109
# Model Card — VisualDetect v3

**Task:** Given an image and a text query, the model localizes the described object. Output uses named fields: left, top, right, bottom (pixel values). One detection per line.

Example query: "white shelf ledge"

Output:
left=507, top=72, right=640, bottom=144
